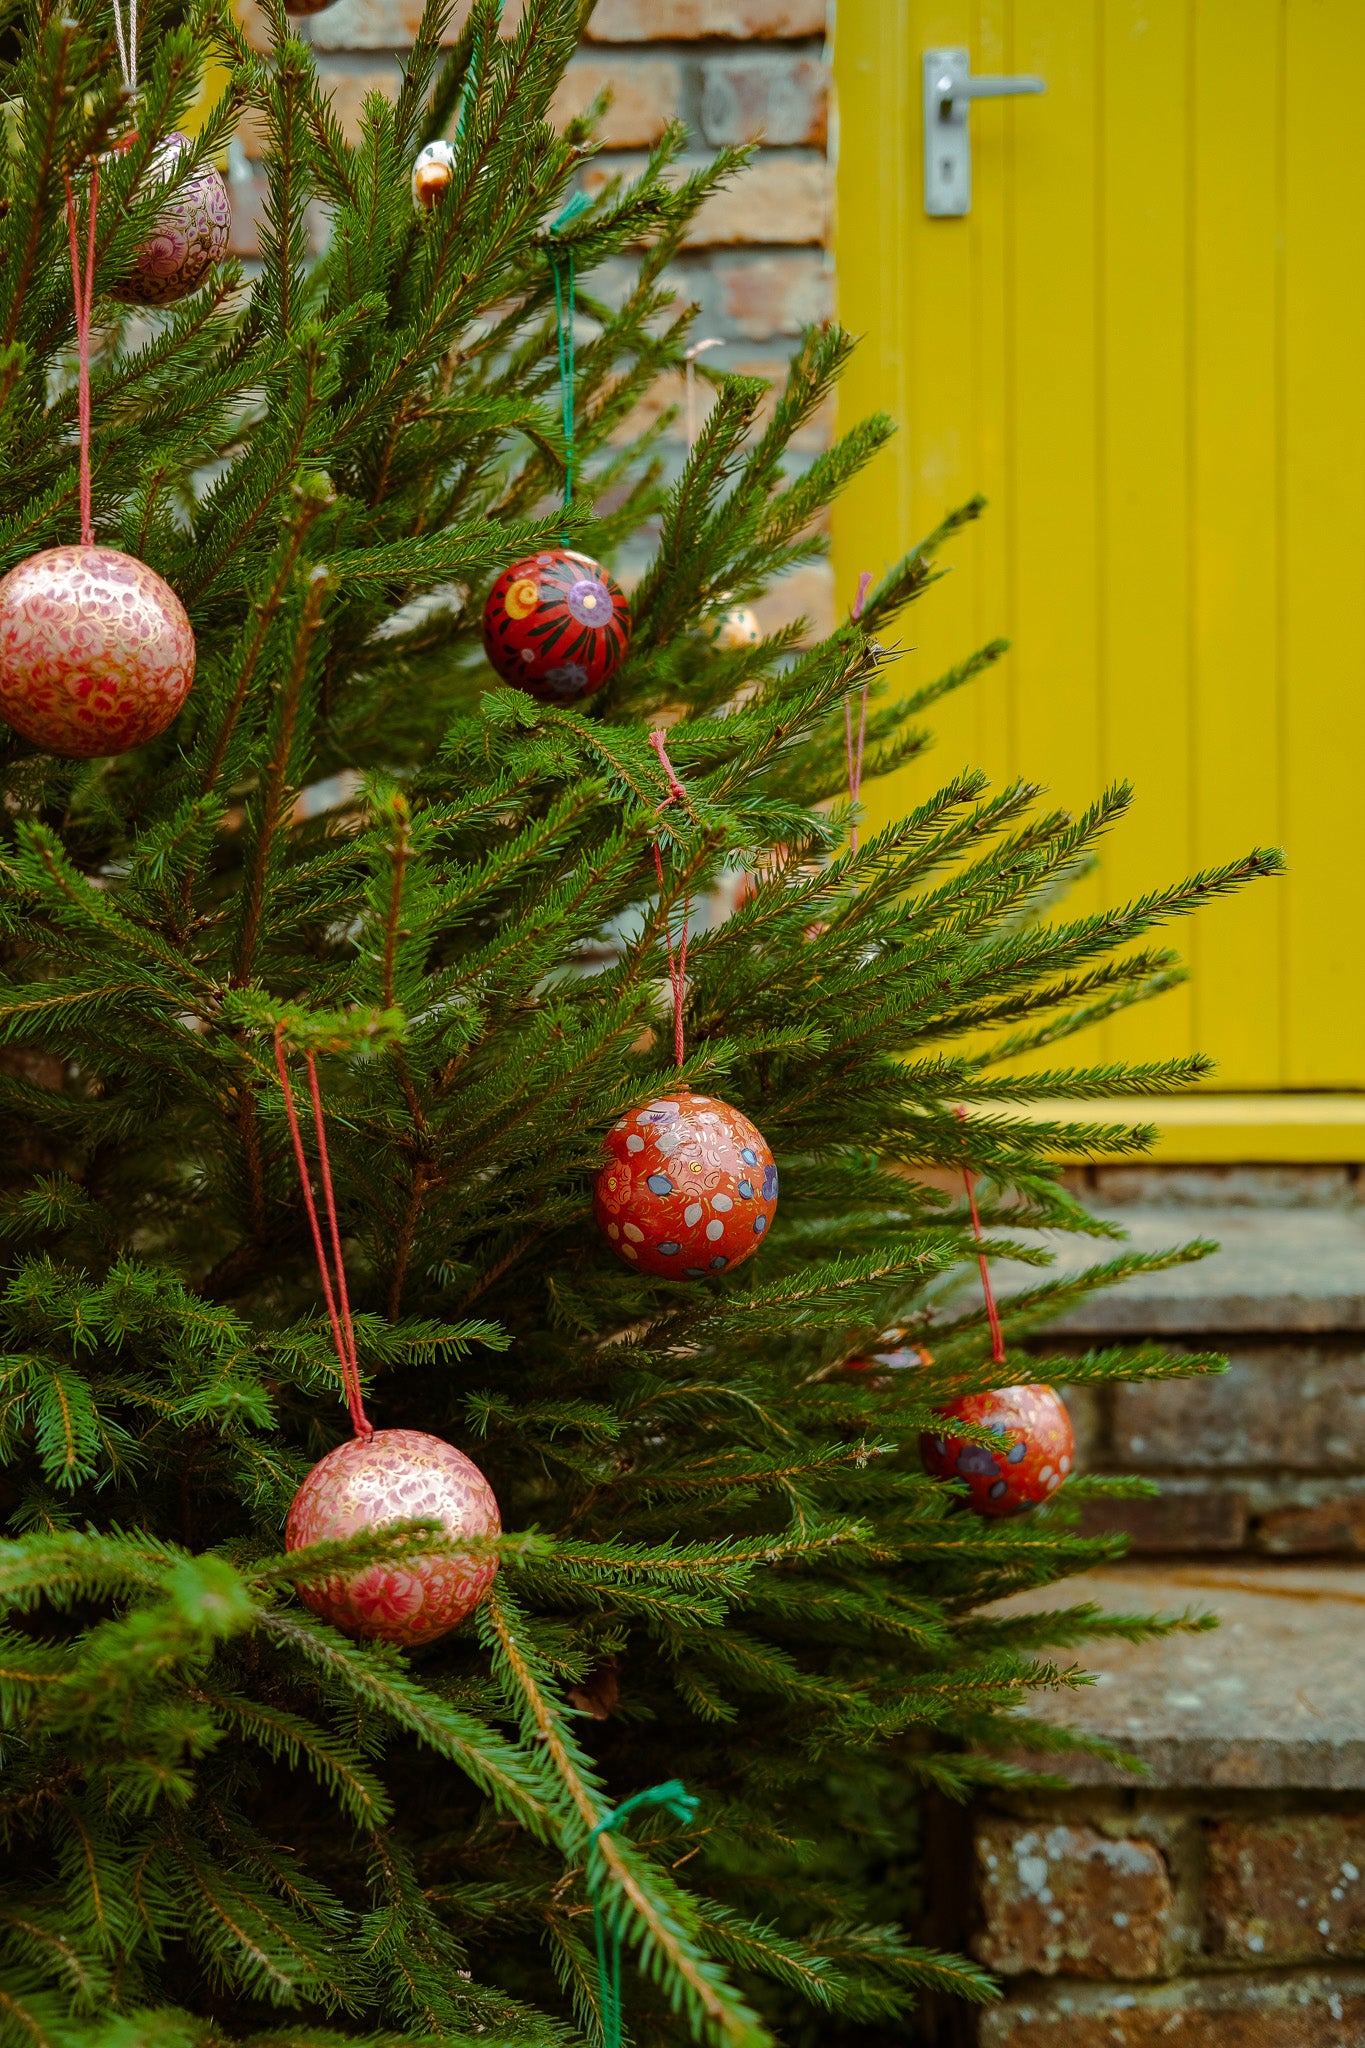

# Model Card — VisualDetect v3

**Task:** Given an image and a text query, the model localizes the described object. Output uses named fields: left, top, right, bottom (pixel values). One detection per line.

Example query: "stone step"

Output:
left=961, top=1563, right=1365, bottom=2046
left=994, top=1204, right=1365, bottom=1337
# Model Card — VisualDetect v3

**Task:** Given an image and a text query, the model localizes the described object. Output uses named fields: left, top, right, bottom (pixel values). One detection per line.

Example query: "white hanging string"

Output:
left=683, top=336, right=722, bottom=449
left=111, top=0, right=137, bottom=99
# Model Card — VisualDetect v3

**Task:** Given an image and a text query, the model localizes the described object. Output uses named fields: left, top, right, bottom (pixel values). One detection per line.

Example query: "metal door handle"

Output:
left=923, top=47, right=1046, bottom=216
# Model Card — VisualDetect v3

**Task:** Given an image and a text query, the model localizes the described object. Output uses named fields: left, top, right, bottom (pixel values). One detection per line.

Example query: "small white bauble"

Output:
left=411, top=141, right=456, bottom=213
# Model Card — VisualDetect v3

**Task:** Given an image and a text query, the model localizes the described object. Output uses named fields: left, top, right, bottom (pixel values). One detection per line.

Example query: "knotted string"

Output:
left=648, top=728, right=691, bottom=1069
left=953, top=1105, right=1006, bottom=1368
left=844, top=572, right=872, bottom=853
left=545, top=190, right=589, bottom=544
left=273, top=1024, right=373, bottom=1439
left=587, top=1781, right=699, bottom=2048
left=62, top=163, right=99, bottom=548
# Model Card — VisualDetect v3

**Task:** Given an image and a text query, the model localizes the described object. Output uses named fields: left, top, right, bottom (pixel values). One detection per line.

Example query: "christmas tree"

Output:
left=0, top=2, right=1282, bottom=2044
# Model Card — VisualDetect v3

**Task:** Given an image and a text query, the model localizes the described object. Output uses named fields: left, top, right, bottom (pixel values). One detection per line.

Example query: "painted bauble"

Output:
left=286, top=1428, right=500, bottom=1646
left=411, top=140, right=456, bottom=211
left=483, top=549, right=631, bottom=702
left=0, top=546, right=195, bottom=756
left=282, top=0, right=339, bottom=13
left=595, top=1087, right=778, bottom=1280
left=701, top=604, right=761, bottom=652
left=920, top=1383, right=1074, bottom=1518
left=110, top=132, right=230, bottom=308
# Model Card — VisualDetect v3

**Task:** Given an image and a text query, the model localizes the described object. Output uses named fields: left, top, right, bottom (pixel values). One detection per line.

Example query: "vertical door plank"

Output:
left=1283, top=0, right=1365, bottom=1085
left=1098, top=0, right=1194, bottom=1067
left=1187, top=0, right=1284, bottom=1085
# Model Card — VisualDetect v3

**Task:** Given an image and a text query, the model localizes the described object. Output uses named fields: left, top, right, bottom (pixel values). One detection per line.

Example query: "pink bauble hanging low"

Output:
left=286, top=1428, right=500, bottom=1646
left=111, top=132, right=231, bottom=308
left=0, top=545, right=195, bottom=756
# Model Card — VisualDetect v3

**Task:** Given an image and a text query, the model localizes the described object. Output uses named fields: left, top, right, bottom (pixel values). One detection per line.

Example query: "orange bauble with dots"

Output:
left=594, top=1087, right=778, bottom=1280
left=286, top=1429, right=499, bottom=1646
left=920, top=1383, right=1074, bottom=1517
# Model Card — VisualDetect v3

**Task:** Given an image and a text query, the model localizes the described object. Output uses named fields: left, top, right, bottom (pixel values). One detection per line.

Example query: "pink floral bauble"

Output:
left=285, top=1428, right=500, bottom=1647
left=111, top=132, right=231, bottom=308
left=0, top=546, right=195, bottom=757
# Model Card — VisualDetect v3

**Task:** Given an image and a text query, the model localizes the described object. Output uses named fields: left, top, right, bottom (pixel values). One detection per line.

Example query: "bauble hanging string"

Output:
left=0, top=163, right=196, bottom=756
left=274, top=1023, right=501, bottom=1645
left=105, top=0, right=231, bottom=308
left=594, top=732, right=779, bottom=1281
left=918, top=1105, right=1075, bottom=1517
left=482, top=192, right=631, bottom=703
left=588, top=1781, right=699, bottom=2048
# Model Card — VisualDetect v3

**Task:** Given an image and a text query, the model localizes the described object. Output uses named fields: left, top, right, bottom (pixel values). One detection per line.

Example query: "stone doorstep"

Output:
left=977, top=1970, right=1365, bottom=2047
left=992, top=1204, right=1365, bottom=1335
left=986, top=1564, right=1365, bottom=1790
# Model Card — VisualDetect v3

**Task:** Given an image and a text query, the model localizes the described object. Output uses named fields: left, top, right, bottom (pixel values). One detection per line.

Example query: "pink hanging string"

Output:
left=648, top=728, right=691, bottom=1069
left=844, top=572, right=872, bottom=853
left=274, top=1023, right=373, bottom=1439
left=62, top=164, right=100, bottom=548
left=953, top=1105, right=1007, bottom=1368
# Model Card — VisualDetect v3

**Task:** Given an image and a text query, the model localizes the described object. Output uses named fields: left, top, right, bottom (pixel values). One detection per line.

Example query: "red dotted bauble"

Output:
left=920, top=1383, right=1074, bottom=1518
left=594, top=1087, right=778, bottom=1280
left=285, top=1428, right=500, bottom=1646
left=0, top=546, right=195, bottom=756
left=482, top=549, right=631, bottom=702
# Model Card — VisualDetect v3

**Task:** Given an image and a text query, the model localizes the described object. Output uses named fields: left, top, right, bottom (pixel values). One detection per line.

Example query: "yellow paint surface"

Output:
left=833, top=1, right=1365, bottom=1147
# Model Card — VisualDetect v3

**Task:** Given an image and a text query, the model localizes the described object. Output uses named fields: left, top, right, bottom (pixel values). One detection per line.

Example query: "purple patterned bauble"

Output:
left=111, top=132, right=231, bottom=309
left=286, top=1428, right=500, bottom=1647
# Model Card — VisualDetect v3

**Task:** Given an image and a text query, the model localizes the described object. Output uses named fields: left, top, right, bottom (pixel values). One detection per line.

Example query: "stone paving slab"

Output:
left=988, top=1563, right=1365, bottom=1788
left=988, top=1206, right=1365, bottom=1334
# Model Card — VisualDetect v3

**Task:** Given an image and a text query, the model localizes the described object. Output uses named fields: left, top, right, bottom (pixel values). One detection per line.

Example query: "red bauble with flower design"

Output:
left=594, top=1088, right=778, bottom=1280
left=482, top=548, right=630, bottom=702
left=0, top=546, right=195, bottom=756
left=920, top=1383, right=1074, bottom=1518
left=285, top=1428, right=499, bottom=1646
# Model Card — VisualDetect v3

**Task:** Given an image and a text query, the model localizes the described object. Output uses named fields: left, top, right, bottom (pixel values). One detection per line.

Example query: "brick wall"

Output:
left=967, top=1793, right=1365, bottom=2046
left=1043, top=1164, right=1365, bottom=1560
left=234, top=0, right=836, bottom=637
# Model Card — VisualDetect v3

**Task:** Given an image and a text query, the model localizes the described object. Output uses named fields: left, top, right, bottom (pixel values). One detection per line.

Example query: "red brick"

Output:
left=974, top=1821, right=1176, bottom=1980
left=581, top=152, right=829, bottom=247
left=714, top=249, right=831, bottom=336
left=980, top=1977, right=1365, bottom=2047
left=307, top=0, right=527, bottom=51
left=552, top=56, right=684, bottom=146
left=584, top=0, right=826, bottom=41
left=1207, top=1816, right=1365, bottom=1962
left=753, top=562, right=834, bottom=644
left=1256, top=1494, right=1365, bottom=1554
left=698, top=52, right=828, bottom=146
left=311, top=59, right=402, bottom=144
left=1079, top=1483, right=1249, bottom=1553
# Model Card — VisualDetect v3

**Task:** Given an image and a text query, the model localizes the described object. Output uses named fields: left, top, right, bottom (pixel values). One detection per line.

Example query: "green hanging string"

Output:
left=587, top=1779, right=699, bottom=2048
left=547, top=189, right=591, bottom=544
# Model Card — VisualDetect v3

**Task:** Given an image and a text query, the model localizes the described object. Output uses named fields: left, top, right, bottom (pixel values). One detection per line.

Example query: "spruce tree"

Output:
left=0, top=3, right=1281, bottom=2044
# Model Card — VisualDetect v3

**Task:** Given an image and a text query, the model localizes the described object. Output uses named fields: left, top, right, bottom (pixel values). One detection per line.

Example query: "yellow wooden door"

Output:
left=832, top=0, right=1365, bottom=1158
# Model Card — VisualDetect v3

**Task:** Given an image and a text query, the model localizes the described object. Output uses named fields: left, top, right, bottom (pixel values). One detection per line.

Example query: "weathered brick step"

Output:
left=969, top=1563, right=1365, bottom=2045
